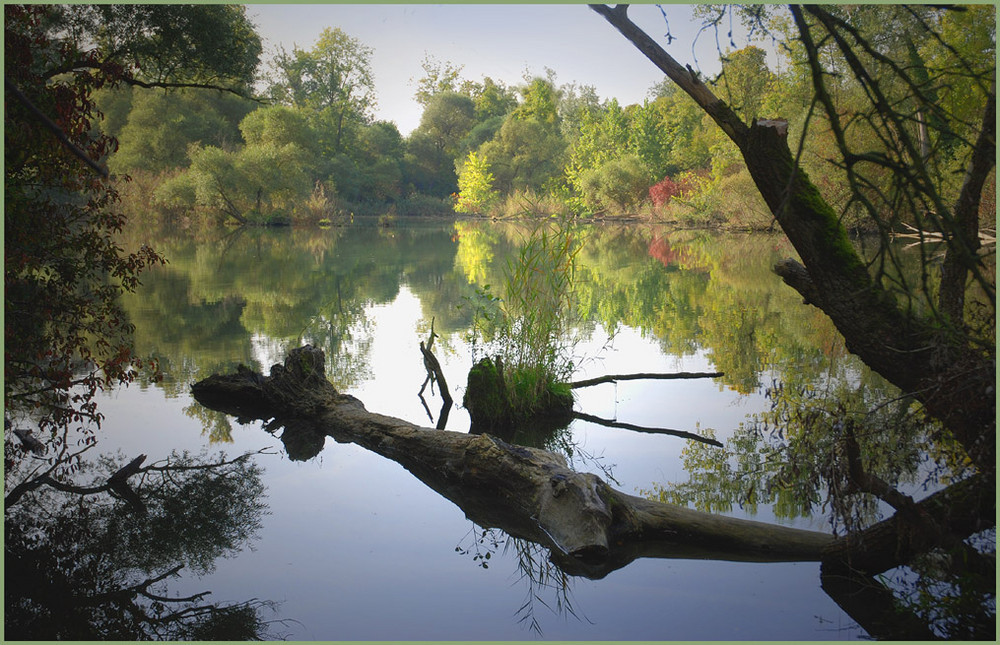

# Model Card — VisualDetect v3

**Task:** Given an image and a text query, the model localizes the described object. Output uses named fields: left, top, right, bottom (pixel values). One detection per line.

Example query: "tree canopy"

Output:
left=4, top=1, right=263, bottom=510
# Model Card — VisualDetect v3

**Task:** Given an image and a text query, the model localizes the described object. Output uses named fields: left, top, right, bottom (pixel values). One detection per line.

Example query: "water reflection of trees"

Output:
left=455, top=524, right=588, bottom=637
left=119, top=222, right=481, bottom=436
left=124, top=221, right=827, bottom=409
left=119, top=220, right=990, bottom=636
left=453, top=222, right=994, bottom=638
left=452, top=222, right=838, bottom=395
left=4, top=442, right=279, bottom=640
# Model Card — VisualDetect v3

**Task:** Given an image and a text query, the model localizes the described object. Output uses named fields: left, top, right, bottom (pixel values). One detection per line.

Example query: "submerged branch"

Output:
left=572, top=411, right=723, bottom=447
left=568, top=371, right=723, bottom=389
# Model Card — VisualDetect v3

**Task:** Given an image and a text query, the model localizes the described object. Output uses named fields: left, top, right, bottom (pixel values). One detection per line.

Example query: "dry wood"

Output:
left=192, top=346, right=834, bottom=576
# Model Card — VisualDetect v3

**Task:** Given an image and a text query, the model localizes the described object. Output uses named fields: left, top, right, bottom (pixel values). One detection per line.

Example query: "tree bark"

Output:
left=939, top=86, right=995, bottom=322
left=589, top=4, right=994, bottom=476
left=192, top=346, right=834, bottom=575
left=193, top=346, right=995, bottom=586
left=821, top=473, right=995, bottom=578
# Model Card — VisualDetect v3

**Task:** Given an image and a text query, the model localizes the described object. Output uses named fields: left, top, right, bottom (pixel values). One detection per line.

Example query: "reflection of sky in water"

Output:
left=95, top=283, right=861, bottom=640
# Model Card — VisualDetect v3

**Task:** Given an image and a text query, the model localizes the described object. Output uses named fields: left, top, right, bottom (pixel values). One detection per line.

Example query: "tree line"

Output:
left=97, top=5, right=994, bottom=230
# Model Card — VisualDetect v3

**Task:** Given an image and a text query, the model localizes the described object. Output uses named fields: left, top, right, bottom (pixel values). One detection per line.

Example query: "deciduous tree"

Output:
left=4, top=4, right=261, bottom=460
left=267, top=27, right=376, bottom=155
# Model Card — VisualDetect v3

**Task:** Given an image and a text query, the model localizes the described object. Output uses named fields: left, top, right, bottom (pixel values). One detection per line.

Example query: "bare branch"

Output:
left=589, top=4, right=749, bottom=145
left=572, top=411, right=723, bottom=447
left=568, top=371, right=723, bottom=388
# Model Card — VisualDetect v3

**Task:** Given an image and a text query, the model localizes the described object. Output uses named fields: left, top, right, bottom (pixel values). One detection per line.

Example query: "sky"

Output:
left=247, top=4, right=763, bottom=135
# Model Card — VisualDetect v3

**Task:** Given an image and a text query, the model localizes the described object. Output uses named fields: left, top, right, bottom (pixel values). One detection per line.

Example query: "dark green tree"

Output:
left=413, top=90, right=477, bottom=158
left=477, top=117, right=567, bottom=194
left=108, top=88, right=255, bottom=175
left=5, top=447, right=277, bottom=640
left=5, top=4, right=260, bottom=461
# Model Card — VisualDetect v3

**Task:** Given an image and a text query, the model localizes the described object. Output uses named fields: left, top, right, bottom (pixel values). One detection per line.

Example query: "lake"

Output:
left=95, top=218, right=869, bottom=639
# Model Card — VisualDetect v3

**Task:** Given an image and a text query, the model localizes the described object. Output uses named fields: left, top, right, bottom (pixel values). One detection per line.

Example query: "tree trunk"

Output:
left=193, top=346, right=994, bottom=586
left=589, top=4, right=995, bottom=476
left=192, top=346, right=834, bottom=576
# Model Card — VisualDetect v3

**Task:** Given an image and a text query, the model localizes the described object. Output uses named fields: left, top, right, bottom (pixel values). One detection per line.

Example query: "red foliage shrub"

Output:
left=649, top=172, right=706, bottom=207
left=649, top=175, right=681, bottom=206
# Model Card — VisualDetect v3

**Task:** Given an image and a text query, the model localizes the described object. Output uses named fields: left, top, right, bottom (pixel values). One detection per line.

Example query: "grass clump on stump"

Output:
left=463, top=220, right=579, bottom=434
left=464, top=356, right=574, bottom=434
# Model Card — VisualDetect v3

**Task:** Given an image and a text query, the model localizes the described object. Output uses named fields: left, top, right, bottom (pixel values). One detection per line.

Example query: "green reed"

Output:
left=473, top=219, right=580, bottom=421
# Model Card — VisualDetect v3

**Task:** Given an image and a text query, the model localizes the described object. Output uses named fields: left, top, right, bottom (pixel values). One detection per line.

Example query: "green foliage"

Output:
left=648, top=82, right=716, bottom=174
left=557, top=81, right=602, bottom=142
left=477, top=116, right=567, bottom=194
left=715, top=45, right=775, bottom=122
left=513, top=75, right=561, bottom=127
left=153, top=167, right=199, bottom=209
left=564, top=99, right=628, bottom=193
left=647, top=364, right=946, bottom=530
left=467, top=76, right=518, bottom=121
left=455, top=150, right=499, bottom=214
left=240, top=105, right=314, bottom=150
left=405, top=129, right=459, bottom=197
left=108, top=88, right=254, bottom=175
left=157, top=140, right=313, bottom=223
left=413, top=90, right=477, bottom=157
left=578, top=155, right=651, bottom=213
left=91, top=84, right=134, bottom=140
left=464, top=221, right=581, bottom=424
left=267, top=27, right=376, bottom=155
left=461, top=115, right=506, bottom=153
left=60, top=5, right=262, bottom=90
left=413, top=54, right=465, bottom=106
left=115, top=224, right=473, bottom=395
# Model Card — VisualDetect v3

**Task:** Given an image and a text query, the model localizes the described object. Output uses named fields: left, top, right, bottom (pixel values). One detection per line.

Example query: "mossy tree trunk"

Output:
left=590, top=4, right=994, bottom=476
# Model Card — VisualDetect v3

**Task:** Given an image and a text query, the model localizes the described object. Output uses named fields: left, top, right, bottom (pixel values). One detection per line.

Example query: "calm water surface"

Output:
left=97, top=219, right=868, bottom=639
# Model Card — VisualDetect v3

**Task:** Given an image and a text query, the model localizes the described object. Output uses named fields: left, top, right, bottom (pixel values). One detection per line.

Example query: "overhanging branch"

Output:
left=5, top=77, right=110, bottom=178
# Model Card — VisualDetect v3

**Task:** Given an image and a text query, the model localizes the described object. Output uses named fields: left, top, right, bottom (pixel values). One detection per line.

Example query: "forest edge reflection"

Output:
left=28, top=219, right=990, bottom=638
left=191, top=344, right=984, bottom=639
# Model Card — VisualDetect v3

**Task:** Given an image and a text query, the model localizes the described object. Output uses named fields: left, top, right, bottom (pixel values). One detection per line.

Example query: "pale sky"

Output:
left=247, top=4, right=761, bottom=135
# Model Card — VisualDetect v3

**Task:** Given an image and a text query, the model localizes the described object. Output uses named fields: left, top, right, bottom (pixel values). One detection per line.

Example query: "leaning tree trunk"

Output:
left=590, top=4, right=995, bottom=476
left=192, top=346, right=834, bottom=577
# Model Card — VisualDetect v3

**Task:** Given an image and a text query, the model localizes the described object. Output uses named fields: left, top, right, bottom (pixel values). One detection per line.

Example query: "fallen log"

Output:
left=192, top=345, right=834, bottom=575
